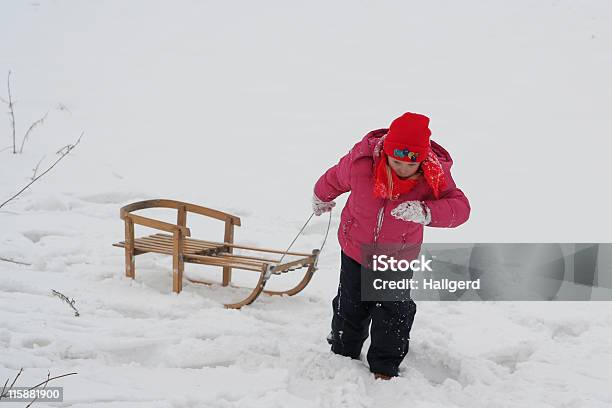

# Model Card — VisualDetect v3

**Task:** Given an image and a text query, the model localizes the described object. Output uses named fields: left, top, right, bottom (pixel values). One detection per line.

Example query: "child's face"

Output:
left=387, top=156, right=421, bottom=179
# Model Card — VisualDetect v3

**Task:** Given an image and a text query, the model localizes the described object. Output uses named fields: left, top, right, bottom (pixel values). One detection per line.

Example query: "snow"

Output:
left=1, top=1, right=612, bottom=406
left=390, top=201, right=431, bottom=225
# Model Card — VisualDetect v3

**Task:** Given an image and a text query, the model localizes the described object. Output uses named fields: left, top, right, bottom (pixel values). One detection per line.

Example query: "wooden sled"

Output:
left=113, top=199, right=320, bottom=309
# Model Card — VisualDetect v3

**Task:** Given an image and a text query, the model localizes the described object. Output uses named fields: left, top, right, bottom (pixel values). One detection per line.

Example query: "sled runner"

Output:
left=113, top=199, right=320, bottom=309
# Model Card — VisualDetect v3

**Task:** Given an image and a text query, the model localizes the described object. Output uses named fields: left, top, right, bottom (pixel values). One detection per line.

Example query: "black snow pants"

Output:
left=329, top=251, right=417, bottom=377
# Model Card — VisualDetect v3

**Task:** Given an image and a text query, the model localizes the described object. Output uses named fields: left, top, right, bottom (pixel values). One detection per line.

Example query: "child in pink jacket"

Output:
left=312, top=112, right=470, bottom=380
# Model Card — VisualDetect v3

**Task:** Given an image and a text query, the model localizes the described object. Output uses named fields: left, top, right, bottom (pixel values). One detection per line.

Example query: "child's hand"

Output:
left=312, top=193, right=336, bottom=216
left=391, top=200, right=431, bottom=225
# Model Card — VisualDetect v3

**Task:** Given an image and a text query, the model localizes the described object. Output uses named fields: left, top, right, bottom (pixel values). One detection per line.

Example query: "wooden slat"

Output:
left=113, top=241, right=147, bottom=255
left=133, top=244, right=173, bottom=255
left=198, top=254, right=266, bottom=268
left=212, top=241, right=311, bottom=257
left=213, top=254, right=269, bottom=267
left=126, top=214, right=190, bottom=236
left=183, top=254, right=264, bottom=272
left=213, top=252, right=281, bottom=264
left=113, top=242, right=149, bottom=255
left=145, top=234, right=224, bottom=253
left=133, top=237, right=173, bottom=251
left=154, top=233, right=312, bottom=257
left=136, top=237, right=170, bottom=244
left=138, top=236, right=201, bottom=254
left=149, top=233, right=224, bottom=250
left=140, top=235, right=220, bottom=254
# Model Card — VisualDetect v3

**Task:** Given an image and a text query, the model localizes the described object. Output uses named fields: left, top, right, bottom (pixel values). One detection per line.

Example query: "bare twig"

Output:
left=5, top=71, right=16, bottom=154
left=0, top=368, right=22, bottom=400
left=55, top=144, right=72, bottom=155
left=26, top=371, right=77, bottom=391
left=0, top=131, right=83, bottom=209
left=19, top=111, right=48, bottom=153
left=56, top=103, right=71, bottom=114
left=0, top=379, right=7, bottom=400
left=24, top=371, right=50, bottom=407
left=51, top=289, right=80, bottom=317
left=0, top=256, right=31, bottom=266
left=31, top=155, right=46, bottom=180
left=0, top=145, right=12, bottom=153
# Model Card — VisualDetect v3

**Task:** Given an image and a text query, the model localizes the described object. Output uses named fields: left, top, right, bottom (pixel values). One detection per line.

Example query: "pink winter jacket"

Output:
left=314, top=129, right=471, bottom=265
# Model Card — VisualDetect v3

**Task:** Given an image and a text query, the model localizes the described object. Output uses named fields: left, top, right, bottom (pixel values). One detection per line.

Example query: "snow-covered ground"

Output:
left=1, top=1, right=611, bottom=406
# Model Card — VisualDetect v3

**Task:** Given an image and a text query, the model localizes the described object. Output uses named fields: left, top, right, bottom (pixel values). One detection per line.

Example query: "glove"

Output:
left=391, top=200, right=431, bottom=225
left=312, top=193, right=336, bottom=216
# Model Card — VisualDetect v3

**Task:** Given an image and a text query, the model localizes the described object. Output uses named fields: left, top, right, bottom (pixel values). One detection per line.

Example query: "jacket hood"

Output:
left=358, top=128, right=454, bottom=168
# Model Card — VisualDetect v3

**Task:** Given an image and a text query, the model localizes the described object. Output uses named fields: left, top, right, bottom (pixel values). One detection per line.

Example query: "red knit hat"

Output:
left=383, top=112, right=431, bottom=163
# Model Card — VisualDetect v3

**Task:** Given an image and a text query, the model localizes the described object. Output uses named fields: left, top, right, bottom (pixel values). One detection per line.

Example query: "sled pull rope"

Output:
left=276, top=209, right=333, bottom=267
